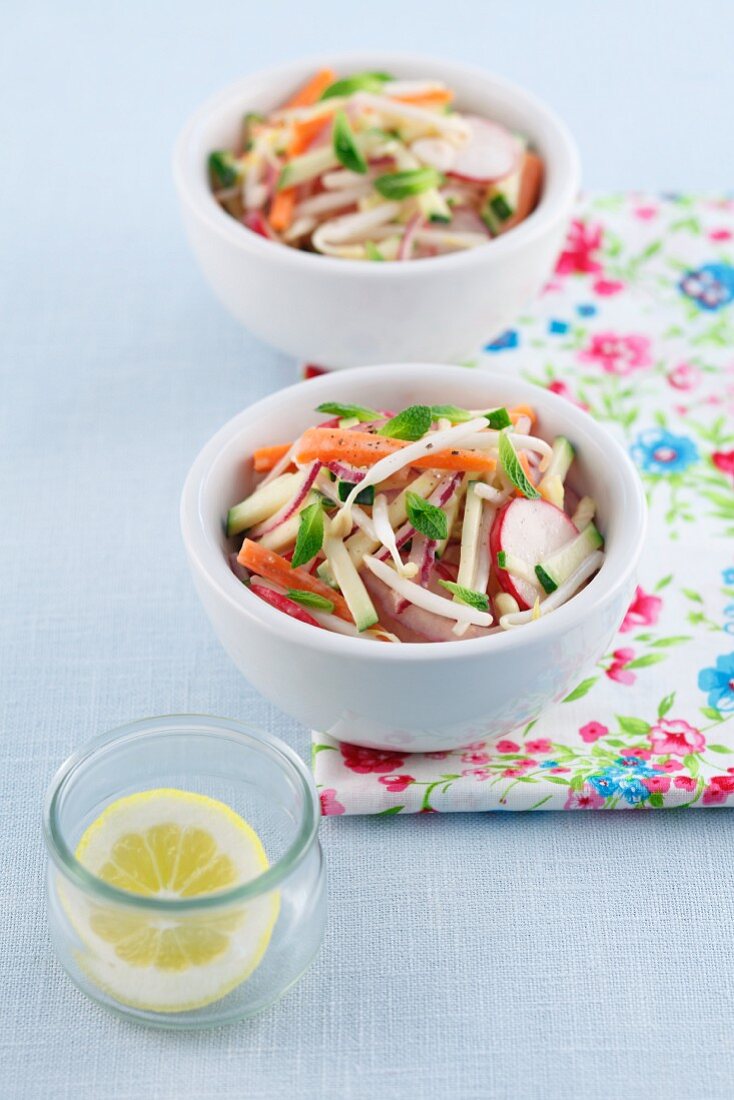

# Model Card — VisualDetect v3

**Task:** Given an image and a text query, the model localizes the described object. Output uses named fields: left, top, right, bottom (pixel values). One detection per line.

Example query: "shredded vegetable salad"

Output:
left=209, top=68, right=543, bottom=260
left=225, top=399, right=605, bottom=642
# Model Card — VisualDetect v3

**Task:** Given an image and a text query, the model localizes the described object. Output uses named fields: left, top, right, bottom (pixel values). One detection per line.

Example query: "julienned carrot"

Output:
left=508, top=404, right=537, bottom=428
left=504, top=152, right=544, bottom=231
left=296, top=427, right=496, bottom=473
left=269, top=187, right=296, bottom=232
left=238, top=540, right=353, bottom=622
left=283, top=69, right=337, bottom=110
left=288, top=115, right=331, bottom=157
left=393, top=89, right=454, bottom=108
left=253, top=443, right=291, bottom=472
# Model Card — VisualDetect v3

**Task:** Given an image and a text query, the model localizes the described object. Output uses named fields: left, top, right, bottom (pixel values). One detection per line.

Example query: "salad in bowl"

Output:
left=209, top=67, right=543, bottom=261
left=227, top=399, right=603, bottom=643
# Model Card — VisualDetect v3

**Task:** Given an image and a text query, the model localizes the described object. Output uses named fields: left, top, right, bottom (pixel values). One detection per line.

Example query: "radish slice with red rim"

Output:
left=490, top=498, right=578, bottom=609
left=447, top=116, right=522, bottom=184
left=410, top=138, right=458, bottom=173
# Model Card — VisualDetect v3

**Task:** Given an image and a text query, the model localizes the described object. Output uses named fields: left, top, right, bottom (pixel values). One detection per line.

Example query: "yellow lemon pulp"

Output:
left=69, top=789, right=279, bottom=1011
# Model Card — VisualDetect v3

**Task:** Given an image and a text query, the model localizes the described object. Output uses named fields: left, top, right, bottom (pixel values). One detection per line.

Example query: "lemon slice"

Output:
left=65, top=789, right=279, bottom=1013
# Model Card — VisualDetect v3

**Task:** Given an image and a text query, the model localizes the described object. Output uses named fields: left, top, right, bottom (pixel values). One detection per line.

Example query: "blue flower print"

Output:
left=485, top=329, right=519, bottom=352
left=539, top=760, right=559, bottom=769
left=588, top=773, right=619, bottom=797
left=722, top=568, right=734, bottom=585
left=614, top=775, right=650, bottom=805
left=548, top=319, right=569, bottom=335
left=630, top=429, right=699, bottom=476
left=679, top=263, right=734, bottom=311
left=698, top=652, right=734, bottom=712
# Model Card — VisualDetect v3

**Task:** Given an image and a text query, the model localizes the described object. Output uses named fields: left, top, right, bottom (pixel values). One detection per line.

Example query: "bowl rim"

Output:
left=181, top=363, right=647, bottom=662
left=172, top=50, right=580, bottom=278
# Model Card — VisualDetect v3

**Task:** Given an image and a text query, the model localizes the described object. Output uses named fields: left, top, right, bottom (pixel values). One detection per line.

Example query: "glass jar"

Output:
left=43, top=715, right=326, bottom=1029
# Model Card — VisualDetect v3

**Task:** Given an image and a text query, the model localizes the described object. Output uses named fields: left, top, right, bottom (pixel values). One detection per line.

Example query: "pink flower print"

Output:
left=526, top=738, right=552, bottom=754
left=556, top=219, right=604, bottom=275
left=341, top=744, right=406, bottom=774
left=463, top=740, right=488, bottom=751
left=320, top=788, right=346, bottom=816
left=648, top=718, right=705, bottom=756
left=659, top=760, right=684, bottom=772
left=461, top=750, right=490, bottom=765
left=592, top=277, right=624, bottom=297
left=642, top=775, right=671, bottom=794
left=703, top=784, right=730, bottom=805
left=579, top=721, right=609, bottom=744
left=709, top=228, right=733, bottom=242
left=674, top=775, right=697, bottom=792
left=605, top=648, right=637, bottom=685
left=517, top=757, right=538, bottom=769
left=378, top=774, right=414, bottom=793
left=547, top=378, right=589, bottom=411
left=550, top=767, right=570, bottom=774
left=564, top=785, right=606, bottom=810
left=666, top=362, right=702, bottom=391
left=495, top=739, right=520, bottom=753
left=425, top=750, right=450, bottom=760
left=711, top=775, right=734, bottom=793
left=502, top=767, right=524, bottom=777
left=620, top=586, right=663, bottom=633
left=712, top=450, right=734, bottom=482
left=462, top=768, right=490, bottom=781
left=633, top=204, right=658, bottom=220
left=579, top=332, right=652, bottom=377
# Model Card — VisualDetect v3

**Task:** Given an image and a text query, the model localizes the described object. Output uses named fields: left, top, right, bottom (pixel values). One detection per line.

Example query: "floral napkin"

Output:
left=311, top=193, right=734, bottom=814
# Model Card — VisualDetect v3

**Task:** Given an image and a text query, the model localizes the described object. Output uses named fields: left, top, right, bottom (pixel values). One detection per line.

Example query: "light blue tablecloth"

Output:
left=2, top=3, right=734, bottom=1097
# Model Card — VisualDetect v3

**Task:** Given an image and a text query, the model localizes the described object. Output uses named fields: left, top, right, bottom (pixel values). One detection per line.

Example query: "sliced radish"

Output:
left=242, top=210, right=278, bottom=240
left=410, top=137, right=458, bottom=173
left=447, top=116, right=521, bottom=184
left=490, top=498, right=578, bottom=609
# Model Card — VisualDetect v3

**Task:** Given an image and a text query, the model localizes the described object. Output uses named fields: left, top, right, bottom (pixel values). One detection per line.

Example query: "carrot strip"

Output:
left=253, top=443, right=291, bottom=472
left=269, top=187, right=296, bottom=232
left=508, top=404, right=537, bottom=429
left=238, top=540, right=353, bottom=622
left=296, top=427, right=496, bottom=473
left=393, top=89, right=454, bottom=108
left=283, top=69, right=337, bottom=110
left=504, top=152, right=544, bottom=231
left=288, top=115, right=331, bottom=157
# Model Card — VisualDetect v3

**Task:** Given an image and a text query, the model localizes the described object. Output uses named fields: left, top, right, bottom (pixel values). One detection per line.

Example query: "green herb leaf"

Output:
left=378, top=404, right=432, bottom=441
left=316, top=401, right=381, bottom=422
left=291, top=502, right=324, bottom=569
left=337, top=481, right=375, bottom=505
left=333, top=110, right=367, bottom=174
left=208, top=150, right=240, bottom=188
left=438, top=580, right=490, bottom=612
left=320, top=72, right=393, bottom=100
left=405, top=492, right=448, bottom=541
left=498, top=430, right=540, bottom=499
left=486, top=407, right=512, bottom=430
left=286, top=589, right=334, bottom=612
left=430, top=404, right=474, bottom=423
left=374, top=167, right=442, bottom=200
left=364, top=241, right=384, bottom=261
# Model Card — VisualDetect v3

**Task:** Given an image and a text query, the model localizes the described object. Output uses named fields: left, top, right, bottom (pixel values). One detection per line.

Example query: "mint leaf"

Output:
left=430, top=404, right=474, bottom=423
left=332, top=110, right=367, bottom=174
left=405, top=492, right=448, bottom=541
left=316, top=401, right=381, bottom=422
left=378, top=405, right=432, bottom=441
left=286, top=589, right=334, bottom=612
left=486, top=407, right=512, bottom=430
left=208, top=150, right=240, bottom=187
left=438, top=580, right=490, bottom=612
left=374, top=168, right=442, bottom=199
left=498, top=430, right=540, bottom=499
left=320, top=72, right=392, bottom=100
left=337, top=481, right=374, bottom=505
left=291, top=502, right=324, bottom=569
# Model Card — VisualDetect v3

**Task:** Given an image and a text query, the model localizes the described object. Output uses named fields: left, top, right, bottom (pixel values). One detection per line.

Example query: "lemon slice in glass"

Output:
left=66, top=789, right=279, bottom=1013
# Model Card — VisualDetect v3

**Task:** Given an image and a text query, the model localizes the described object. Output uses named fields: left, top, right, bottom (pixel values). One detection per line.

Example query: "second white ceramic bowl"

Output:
left=181, top=364, right=646, bottom=752
left=173, top=53, right=580, bottom=368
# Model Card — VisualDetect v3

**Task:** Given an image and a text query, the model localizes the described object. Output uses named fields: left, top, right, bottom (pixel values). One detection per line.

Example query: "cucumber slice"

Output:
left=418, top=188, right=452, bottom=223
left=209, top=151, right=241, bottom=188
left=435, top=480, right=464, bottom=558
left=480, top=170, right=521, bottom=235
left=278, top=146, right=339, bottom=189
left=535, top=524, right=605, bottom=594
left=226, top=473, right=298, bottom=537
left=324, top=535, right=378, bottom=631
left=538, top=437, right=576, bottom=508
left=258, top=491, right=320, bottom=553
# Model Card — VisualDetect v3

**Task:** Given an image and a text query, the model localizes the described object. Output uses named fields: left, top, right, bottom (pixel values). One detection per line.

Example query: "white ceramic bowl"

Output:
left=181, top=364, right=646, bottom=752
left=173, top=53, right=580, bottom=368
